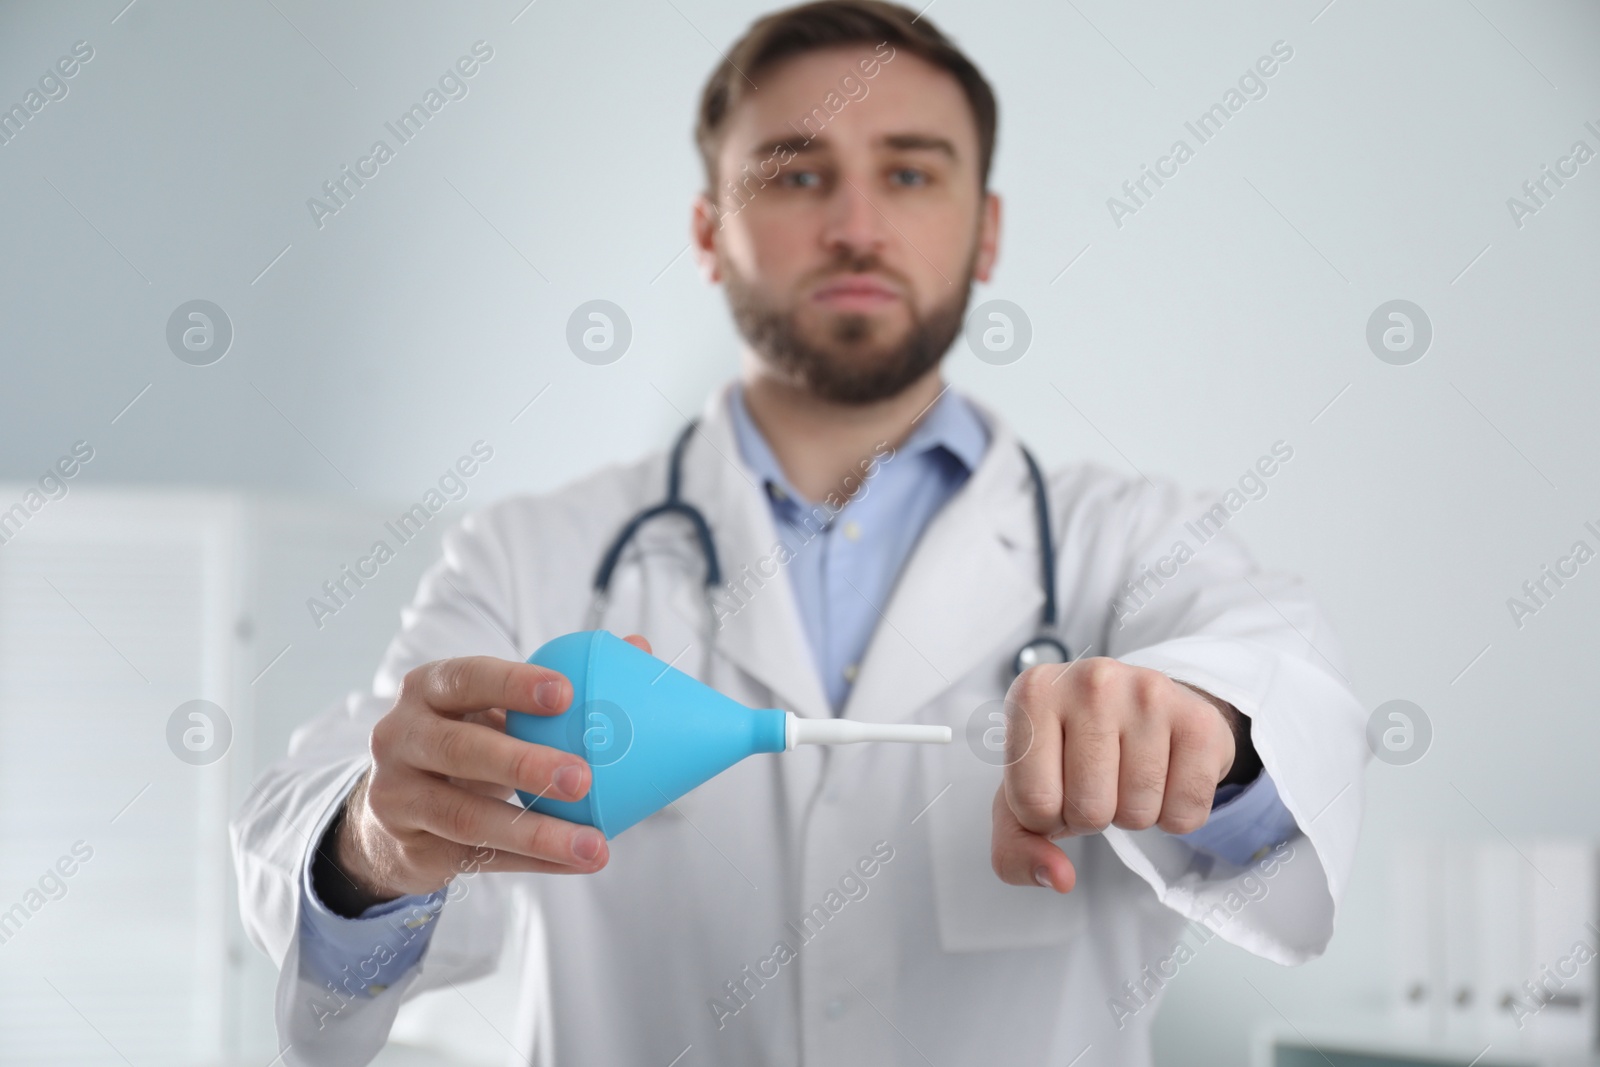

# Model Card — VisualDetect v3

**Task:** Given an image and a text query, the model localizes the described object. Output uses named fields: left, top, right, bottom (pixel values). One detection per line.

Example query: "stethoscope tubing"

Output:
left=589, top=417, right=1069, bottom=678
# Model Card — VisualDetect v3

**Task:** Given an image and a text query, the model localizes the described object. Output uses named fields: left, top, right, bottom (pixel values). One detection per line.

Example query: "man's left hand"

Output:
left=989, top=658, right=1244, bottom=892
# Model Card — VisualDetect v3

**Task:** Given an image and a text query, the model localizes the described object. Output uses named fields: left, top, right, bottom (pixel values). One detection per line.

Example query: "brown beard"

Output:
left=723, top=249, right=976, bottom=405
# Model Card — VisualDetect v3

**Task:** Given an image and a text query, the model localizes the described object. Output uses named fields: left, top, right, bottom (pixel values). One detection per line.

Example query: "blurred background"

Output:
left=1, top=1, right=1597, bottom=1064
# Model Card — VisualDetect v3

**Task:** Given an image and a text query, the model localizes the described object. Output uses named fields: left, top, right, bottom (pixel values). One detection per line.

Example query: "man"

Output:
left=231, top=3, right=1368, bottom=1064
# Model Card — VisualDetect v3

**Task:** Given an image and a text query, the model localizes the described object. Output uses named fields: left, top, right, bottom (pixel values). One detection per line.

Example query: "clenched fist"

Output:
left=990, top=657, right=1258, bottom=893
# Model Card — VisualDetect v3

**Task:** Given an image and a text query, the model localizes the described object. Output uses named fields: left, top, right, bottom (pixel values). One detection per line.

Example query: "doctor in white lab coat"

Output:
left=231, top=5, right=1368, bottom=1064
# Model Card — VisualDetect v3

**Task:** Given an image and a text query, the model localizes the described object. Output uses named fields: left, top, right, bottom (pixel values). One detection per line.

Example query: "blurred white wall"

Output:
left=1, top=1, right=1598, bottom=1064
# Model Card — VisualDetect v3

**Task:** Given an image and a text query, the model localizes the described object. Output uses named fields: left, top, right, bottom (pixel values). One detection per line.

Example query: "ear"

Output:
left=691, top=193, right=722, bottom=284
left=972, top=191, right=1002, bottom=284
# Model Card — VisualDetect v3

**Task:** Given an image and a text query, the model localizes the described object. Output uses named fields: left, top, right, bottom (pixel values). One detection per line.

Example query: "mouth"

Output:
left=810, top=275, right=901, bottom=312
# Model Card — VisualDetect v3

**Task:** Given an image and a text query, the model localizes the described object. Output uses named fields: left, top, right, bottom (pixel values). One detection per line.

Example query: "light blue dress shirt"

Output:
left=297, top=841, right=445, bottom=1006
left=297, top=383, right=1299, bottom=995
left=727, top=382, right=991, bottom=712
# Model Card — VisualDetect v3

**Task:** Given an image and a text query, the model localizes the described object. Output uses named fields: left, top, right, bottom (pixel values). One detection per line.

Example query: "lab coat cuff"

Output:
left=1105, top=636, right=1366, bottom=965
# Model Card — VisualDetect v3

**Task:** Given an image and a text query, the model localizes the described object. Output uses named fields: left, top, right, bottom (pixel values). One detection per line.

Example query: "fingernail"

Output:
left=1034, top=866, right=1054, bottom=890
left=552, top=764, right=585, bottom=799
left=535, top=680, right=564, bottom=710
left=572, top=828, right=604, bottom=863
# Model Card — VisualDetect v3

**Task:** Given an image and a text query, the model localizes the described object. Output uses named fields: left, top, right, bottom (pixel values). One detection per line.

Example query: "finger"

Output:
left=1113, top=720, right=1170, bottom=831
left=1000, top=676, right=1065, bottom=838
left=452, top=848, right=616, bottom=878
left=1056, top=716, right=1120, bottom=831
left=1159, top=723, right=1221, bottom=835
left=403, top=715, right=591, bottom=802
left=1062, top=668, right=1126, bottom=831
left=406, top=656, right=571, bottom=718
left=991, top=786, right=1077, bottom=892
left=454, top=708, right=511, bottom=795
left=621, top=633, right=652, bottom=655
left=402, top=777, right=609, bottom=869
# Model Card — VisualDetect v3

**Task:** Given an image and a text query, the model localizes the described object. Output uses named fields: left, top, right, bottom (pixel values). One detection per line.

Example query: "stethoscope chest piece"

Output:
left=1012, top=634, right=1071, bottom=678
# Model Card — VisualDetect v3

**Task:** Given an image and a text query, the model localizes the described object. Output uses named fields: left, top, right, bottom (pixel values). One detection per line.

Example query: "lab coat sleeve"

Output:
left=1093, top=468, right=1369, bottom=967
left=230, top=504, right=537, bottom=1065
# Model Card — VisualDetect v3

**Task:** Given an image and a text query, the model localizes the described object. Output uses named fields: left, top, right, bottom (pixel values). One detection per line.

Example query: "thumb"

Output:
left=621, top=633, right=652, bottom=656
left=991, top=785, right=1077, bottom=893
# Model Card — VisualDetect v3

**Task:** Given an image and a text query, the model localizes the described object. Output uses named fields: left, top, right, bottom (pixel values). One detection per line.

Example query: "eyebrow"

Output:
left=882, top=133, right=959, bottom=159
left=746, top=132, right=960, bottom=162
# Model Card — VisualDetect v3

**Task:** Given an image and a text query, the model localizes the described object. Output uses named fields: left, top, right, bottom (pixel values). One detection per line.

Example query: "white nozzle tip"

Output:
left=786, top=713, right=952, bottom=749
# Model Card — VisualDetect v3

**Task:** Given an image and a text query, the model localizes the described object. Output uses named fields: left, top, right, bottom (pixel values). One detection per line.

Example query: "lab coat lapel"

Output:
left=841, top=399, right=1044, bottom=725
left=669, top=383, right=833, bottom=723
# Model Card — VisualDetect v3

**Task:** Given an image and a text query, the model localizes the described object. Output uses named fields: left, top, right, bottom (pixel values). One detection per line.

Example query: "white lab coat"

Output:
left=231, top=381, right=1368, bottom=1066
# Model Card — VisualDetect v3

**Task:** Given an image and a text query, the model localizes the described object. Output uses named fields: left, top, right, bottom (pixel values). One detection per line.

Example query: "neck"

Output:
left=738, top=358, right=945, bottom=504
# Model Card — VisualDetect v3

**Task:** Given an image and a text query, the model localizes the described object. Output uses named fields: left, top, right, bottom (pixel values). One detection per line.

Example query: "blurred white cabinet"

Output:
left=1388, top=837, right=1599, bottom=1057
left=0, top=487, right=515, bottom=1066
left=0, top=491, right=242, bottom=1065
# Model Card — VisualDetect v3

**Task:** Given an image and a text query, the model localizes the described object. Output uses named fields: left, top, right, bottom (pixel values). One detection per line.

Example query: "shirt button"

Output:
left=825, top=996, right=847, bottom=1019
left=768, top=483, right=788, bottom=502
left=842, top=663, right=858, bottom=682
left=842, top=521, right=861, bottom=541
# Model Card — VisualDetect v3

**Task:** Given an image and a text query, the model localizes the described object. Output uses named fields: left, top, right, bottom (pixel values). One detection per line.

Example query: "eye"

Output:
left=890, top=167, right=929, bottom=187
left=782, top=170, right=822, bottom=189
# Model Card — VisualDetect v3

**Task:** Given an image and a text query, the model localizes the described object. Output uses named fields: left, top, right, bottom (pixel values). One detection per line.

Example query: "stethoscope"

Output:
left=587, top=419, right=1072, bottom=681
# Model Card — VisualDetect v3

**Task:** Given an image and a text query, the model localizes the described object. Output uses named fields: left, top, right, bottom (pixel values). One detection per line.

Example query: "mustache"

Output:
left=803, top=253, right=911, bottom=292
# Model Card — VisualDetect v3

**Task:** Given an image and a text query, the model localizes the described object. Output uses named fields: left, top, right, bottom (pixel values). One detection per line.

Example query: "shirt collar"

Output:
left=901, top=384, right=989, bottom=473
left=726, top=381, right=989, bottom=511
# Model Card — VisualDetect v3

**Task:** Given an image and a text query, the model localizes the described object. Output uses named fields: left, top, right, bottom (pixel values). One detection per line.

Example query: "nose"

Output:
left=820, top=177, right=887, bottom=261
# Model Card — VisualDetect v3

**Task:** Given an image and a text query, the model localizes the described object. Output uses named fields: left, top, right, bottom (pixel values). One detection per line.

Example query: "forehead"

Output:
left=718, top=44, right=979, bottom=162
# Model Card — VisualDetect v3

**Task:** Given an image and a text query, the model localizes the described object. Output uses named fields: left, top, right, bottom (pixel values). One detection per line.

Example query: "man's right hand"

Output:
left=313, top=636, right=652, bottom=916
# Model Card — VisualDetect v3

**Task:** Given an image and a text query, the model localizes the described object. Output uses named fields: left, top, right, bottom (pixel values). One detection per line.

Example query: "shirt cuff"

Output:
left=298, top=831, right=445, bottom=1000
left=1177, top=770, right=1299, bottom=867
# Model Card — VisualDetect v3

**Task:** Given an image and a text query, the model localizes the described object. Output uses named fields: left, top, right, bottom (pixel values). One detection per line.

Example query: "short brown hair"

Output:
left=695, top=0, right=998, bottom=195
